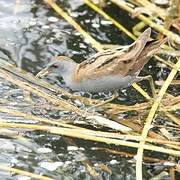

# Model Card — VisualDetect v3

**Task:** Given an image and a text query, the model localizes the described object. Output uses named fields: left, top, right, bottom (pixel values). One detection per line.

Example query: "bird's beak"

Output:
left=36, top=67, right=49, bottom=78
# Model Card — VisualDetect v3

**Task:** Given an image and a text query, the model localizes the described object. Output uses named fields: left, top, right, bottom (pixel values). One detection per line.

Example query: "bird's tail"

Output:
left=128, top=37, right=167, bottom=75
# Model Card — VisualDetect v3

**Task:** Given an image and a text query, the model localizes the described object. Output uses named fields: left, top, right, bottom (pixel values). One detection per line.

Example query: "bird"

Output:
left=36, top=28, right=166, bottom=104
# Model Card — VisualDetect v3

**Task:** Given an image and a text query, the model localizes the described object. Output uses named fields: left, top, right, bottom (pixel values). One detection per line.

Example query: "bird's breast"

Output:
left=65, top=74, right=137, bottom=92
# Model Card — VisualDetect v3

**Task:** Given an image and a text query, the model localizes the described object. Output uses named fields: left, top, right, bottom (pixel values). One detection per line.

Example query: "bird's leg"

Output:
left=141, top=75, right=156, bottom=98
left=93, top=90, right=119, bottom=108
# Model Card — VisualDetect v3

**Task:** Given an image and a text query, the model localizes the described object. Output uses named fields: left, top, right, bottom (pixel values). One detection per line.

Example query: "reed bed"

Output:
left=0, top=0, right=179, bottom=179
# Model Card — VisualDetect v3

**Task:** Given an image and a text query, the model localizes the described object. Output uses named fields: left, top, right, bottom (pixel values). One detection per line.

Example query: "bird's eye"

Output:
left=51, top=63, right=59, bottom=68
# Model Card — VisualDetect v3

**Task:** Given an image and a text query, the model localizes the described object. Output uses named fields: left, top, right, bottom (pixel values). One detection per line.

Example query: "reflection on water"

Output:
left=0, top=0, right=178, bottom=179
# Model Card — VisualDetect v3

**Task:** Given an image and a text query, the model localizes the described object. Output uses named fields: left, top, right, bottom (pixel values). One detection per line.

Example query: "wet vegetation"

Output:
left=0, top=0, right=179, bottom=179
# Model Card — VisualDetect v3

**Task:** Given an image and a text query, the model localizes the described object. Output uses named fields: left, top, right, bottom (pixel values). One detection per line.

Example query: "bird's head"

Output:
left=36, top=56, right=76, bottom=78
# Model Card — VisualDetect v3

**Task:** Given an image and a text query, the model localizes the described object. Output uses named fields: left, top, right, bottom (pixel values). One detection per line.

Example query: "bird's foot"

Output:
left=91, top=90, right=119, bottom=108
left=141, top=75, right=156, bottom=98
left=82, top=91, right=118, bottom=117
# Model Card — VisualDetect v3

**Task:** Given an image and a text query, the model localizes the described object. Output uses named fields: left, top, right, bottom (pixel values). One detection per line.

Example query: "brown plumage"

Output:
left=74, top=27, right=152, bottom=81
left=36, top=28, right=166, bottom=93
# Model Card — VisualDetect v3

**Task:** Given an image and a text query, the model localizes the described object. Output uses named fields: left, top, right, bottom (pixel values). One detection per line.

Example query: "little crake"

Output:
left=37, top=28, right=166, bottom=94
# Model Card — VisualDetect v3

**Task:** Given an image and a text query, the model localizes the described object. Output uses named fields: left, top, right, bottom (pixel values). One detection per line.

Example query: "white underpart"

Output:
left=64, top=74, right=138, bottom=92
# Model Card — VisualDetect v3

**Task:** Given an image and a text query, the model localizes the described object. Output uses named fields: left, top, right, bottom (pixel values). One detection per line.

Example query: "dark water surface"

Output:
left=0, top=0, right=179, bottom=179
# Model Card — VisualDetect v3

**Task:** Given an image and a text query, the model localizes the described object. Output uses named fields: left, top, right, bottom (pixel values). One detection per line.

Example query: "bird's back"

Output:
left=73, top=28, right=152, bottom=82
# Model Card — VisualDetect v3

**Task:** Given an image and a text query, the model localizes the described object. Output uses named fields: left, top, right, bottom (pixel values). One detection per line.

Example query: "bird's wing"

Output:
left=127, top=37, right=167, bottom=75
left=74, top=28, right=151, bottom=81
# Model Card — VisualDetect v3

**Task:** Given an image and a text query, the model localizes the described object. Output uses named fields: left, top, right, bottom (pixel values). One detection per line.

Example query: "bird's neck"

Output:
left=61, top=63, right=78, bottom=83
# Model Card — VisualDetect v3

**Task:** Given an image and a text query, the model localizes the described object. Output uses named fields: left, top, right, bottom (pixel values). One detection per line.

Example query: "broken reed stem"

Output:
left=1, top=106, right=180, bottom=150
left=82, top=0, right=136, bottom=40
left=155, top=55, right=180, bottom=71
left=163, top=111, right=180, bottom=126
left=0, top=106, right=84, bottom=129
left=136, top=58, right=180, bottom=180
left=0, top=122, right=180, bottom=157
left=133, top=0, right=167, bottom=19
left=95, top=147, right=179, bottom=165
left=0, top=165, right=53, bottom=180
left=45, top=0, right=103, bottom=51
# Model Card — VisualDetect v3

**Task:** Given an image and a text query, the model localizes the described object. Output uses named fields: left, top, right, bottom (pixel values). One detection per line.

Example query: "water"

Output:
left=0, top=0, right=179, bottom=179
